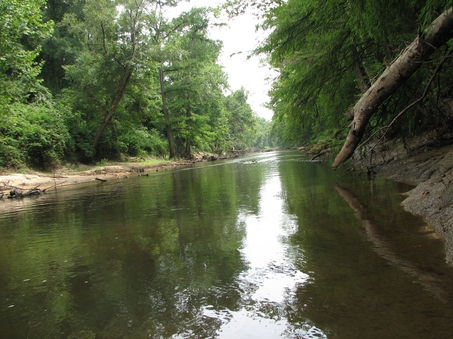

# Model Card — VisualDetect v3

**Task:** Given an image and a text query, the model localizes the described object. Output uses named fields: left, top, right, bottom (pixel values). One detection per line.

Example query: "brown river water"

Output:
left=1, top=151, right=452, bottom=338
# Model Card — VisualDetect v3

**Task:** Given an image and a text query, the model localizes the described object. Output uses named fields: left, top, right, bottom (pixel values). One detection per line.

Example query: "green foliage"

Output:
left=118, top=128, right=168, bottom=157
left=0, top=103, right=70, bottom=169
left=259, top=0, right=453, bottom=148
left=0, top=0, right=53, bottom=104
left=0, top=0, right=272, bottom=171
left=223, top=88, right=259, bottom=150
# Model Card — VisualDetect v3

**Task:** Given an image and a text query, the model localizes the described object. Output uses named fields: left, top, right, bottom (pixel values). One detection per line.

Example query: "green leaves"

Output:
left=0, top=0, right=268, bottom=169
left=0, top=102, right=70, bottom=169
left=0, top=0, right=53, bottom=103
left=260, top=0, right=453, bottom=148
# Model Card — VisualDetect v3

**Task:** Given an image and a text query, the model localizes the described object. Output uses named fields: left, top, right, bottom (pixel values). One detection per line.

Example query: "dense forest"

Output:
left=255, top=0, right=453, bottom=167
left=1, top=0, right=453, bottom=170
left=0, top=0, right=274, bottom=170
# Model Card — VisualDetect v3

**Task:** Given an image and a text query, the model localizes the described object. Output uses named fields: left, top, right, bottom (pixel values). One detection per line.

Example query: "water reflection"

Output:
left=213, top=171, right=325, bottom=339
left=1, top=151, right=453, bottom=339
left=334, top=183, right=449, bottom=303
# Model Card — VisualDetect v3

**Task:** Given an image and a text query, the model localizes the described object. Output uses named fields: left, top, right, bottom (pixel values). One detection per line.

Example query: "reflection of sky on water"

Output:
left=203, top=172, right=327, bottom=338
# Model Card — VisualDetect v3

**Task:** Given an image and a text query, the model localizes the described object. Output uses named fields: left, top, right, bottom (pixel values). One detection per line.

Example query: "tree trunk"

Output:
left=184, top=94, right=192, bottom=158
left=92, top=69, right=133, bottom=150
left=159, top=66, right=176, bottom=158
left=184, top=137, right=191, bottom=158
left=332, top=7, right=453, bottom=170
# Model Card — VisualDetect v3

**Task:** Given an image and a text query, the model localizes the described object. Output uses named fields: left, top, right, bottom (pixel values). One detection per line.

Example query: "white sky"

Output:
left=167, top=0, right=275, bottom=121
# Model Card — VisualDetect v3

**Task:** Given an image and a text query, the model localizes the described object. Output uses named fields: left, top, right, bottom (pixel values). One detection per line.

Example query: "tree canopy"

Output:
left=0, top=0, right=269, bottom=169
left=259, top=0, right=453, bottom=164
left=2, top=0, right=451, bottom=170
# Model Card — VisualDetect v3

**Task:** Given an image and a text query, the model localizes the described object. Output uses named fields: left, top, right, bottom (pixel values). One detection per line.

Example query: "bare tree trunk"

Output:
left=184, top=136, right=191, bottom=158
left=332, top=7, right=453, bottom=170
left=184, top=93, right=192, bottom=158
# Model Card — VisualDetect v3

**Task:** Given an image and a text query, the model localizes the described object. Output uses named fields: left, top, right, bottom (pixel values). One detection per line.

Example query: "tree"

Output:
left=0, top=0, right=53, bottom=104
left=40, top=0, right=84, bottom=95
left=155, top=7, right=229, bottom=158
left=162, top=8, right=228, bottom=158
left=63, top=0, right=181, bottom=154
left=151, top=8, right=196, bottom=158
left=224, top=88, right=258, bottom=150
left=332, top=7, right=453, bottom=169
left=256, top=0, right=453, bottom=163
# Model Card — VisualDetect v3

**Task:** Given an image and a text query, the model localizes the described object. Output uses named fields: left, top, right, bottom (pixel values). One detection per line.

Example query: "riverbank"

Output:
left=0, top=160, right=174, bottom=192
left=353, top=137, right=453, bottom=265
left=0, top=152, right=240, bottom=194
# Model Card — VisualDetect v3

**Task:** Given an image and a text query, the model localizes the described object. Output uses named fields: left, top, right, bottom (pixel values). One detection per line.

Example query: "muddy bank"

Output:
left=354, top=138, right=453, bottom=265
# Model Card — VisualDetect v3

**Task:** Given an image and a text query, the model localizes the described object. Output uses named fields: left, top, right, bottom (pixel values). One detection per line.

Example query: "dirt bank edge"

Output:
left=365, top=142, right=453, bottom=265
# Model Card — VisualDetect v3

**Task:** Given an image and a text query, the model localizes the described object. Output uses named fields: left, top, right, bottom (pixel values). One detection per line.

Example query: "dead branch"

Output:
left=358, top=50, right=453, bottom=162
left=332, top=8, right=453, bottom=170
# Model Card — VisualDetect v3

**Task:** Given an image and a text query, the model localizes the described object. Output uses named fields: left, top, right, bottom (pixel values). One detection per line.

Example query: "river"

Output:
left=1, top=151, right=453, bottom=338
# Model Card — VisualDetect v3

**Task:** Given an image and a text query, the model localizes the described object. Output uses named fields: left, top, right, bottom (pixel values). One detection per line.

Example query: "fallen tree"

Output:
left=332, top=7, right=453, bottom=170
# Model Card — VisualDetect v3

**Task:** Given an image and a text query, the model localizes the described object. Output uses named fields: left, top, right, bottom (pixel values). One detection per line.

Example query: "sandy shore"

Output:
left=0, top=160, right=194, bottom=194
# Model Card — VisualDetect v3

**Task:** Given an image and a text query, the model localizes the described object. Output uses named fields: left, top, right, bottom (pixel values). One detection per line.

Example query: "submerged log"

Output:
left=7, top=187, right=43, bottom=199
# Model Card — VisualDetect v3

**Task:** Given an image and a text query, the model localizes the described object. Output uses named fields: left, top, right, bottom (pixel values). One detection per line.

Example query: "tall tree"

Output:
left=40, top=0, right=84, bottom=94
left=63, top=0, right=181, bottom=152
left=162, top=8, right=227, bottom=158
left=224, top=88, right=257, bottom=150
left=151, top=7, right=193, bottom=158
left=156, top=7, right=227, bottom=158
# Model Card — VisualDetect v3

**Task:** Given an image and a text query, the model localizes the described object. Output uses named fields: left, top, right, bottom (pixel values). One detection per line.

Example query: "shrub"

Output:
left=0, top=103, right=71, bottom=170
left=118, top=128, right=168, bottom=157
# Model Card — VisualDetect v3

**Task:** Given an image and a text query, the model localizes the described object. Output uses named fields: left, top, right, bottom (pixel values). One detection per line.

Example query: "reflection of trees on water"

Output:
left=277, top=156, right=453, bottom=339
left=4, top=153, right=452, bottom=338
left=0, top=159, right=268, bottom=338
left=334, top=183, right=448, bottom=302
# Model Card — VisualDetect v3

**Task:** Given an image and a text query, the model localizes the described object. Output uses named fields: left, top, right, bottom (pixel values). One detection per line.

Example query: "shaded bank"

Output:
left=354, top=139, right=453, bottom=265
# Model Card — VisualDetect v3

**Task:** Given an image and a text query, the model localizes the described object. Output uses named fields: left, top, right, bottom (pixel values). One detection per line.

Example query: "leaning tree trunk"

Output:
left=92, top=69, right=133, bottom=150
left=332, top=7, right=453, bottom=170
